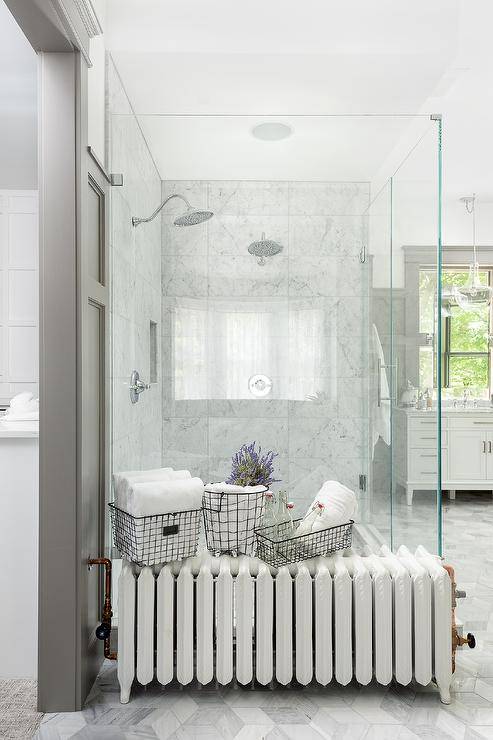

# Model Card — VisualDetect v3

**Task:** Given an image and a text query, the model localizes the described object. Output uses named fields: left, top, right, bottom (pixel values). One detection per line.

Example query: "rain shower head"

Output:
left=132, top=193, right=214, bottom=228
left=248, top=232, right=283, bottom=265
left=174, top=207, right=214, bottom=227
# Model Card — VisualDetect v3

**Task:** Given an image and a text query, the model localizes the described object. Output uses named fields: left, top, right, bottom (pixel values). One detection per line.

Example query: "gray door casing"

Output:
left=37, top=49, right=109, bottom=712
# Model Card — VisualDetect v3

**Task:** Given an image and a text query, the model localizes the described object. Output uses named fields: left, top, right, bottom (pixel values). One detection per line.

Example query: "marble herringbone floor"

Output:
left=34, top=493, right=493, bottom=740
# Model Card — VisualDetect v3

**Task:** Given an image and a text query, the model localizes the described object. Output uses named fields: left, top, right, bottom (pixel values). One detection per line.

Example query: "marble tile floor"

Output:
left=34, top=493, right=493, bottom=740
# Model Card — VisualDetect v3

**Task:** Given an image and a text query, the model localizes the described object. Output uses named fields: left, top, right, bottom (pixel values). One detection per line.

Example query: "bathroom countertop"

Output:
left=0, top=421, right=39, bottom=438
left=396, top=406, right=493, bottom=416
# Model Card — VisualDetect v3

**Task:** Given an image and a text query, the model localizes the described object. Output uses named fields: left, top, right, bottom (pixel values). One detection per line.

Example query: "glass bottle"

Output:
left=301, top=501, right=325, bottom=535
left=276, top=490, right=289, bottom=525
left=285, top=502, right=296, bottom=538
left=262, top=492, right=277, bottom=533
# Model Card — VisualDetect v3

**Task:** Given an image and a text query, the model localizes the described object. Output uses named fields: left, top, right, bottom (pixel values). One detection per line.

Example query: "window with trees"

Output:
left=419, top=268, right=492, bottom=399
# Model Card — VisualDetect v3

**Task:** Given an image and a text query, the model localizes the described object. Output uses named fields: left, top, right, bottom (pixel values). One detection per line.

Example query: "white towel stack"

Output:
left=4, top=392, right=39, bottom=421
left=113, top=467, right=203, bottom=517
left=297, top=480, right=357, bottom=536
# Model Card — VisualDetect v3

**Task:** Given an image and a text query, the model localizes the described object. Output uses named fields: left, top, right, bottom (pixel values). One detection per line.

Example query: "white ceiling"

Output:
left=106, top=0, right=456, bottom=56
left=104, top=0, right=493, bottom=207
left=136, top=114, right=432, bottom=183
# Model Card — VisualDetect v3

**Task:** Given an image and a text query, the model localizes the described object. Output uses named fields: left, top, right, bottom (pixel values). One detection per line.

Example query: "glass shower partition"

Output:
left=366, top=115, right=443, bottom=554
left=105, top=97, right=443, bottom=556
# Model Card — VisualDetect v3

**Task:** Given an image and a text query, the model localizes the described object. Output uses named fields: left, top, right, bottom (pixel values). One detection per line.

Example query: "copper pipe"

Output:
left=87, top=557, right=117, bottom=660
left=444, top=563, right=475, bottom=672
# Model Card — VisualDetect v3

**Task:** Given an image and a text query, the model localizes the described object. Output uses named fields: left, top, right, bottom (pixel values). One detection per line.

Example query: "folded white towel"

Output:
left=122, top=477, right=204, bottom=517
left=116, top=467, right=174, bottom=480
left=298, top=480, right=357, bottom=535
left=113, top=468, right=192, bottom=510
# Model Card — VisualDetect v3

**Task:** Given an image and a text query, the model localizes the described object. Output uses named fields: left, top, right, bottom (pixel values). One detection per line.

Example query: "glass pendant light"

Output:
left=453, top=195, right=493, bottom=310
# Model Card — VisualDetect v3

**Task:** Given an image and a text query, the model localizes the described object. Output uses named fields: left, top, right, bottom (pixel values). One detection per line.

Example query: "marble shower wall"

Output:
left=161, top=180, right=369, bottom=511
left=108, top=57, right=162, bottom=474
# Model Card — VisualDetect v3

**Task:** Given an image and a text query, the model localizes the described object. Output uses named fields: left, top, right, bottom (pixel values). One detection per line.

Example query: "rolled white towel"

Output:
left=203, top=483, right=268, bottom=552
left=301, top=480, right=357, bottom=533
left=123, top=477, right=204, bottom=517
left=204, top=482, right=266, bottom=494
left=113, top=468, right=191, bottom=510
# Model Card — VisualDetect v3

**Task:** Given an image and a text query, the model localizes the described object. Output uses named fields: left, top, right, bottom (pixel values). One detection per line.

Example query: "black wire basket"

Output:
left=255, top=518, right=353, bottom=567
left=202, top=485, right=268, bottom=556
left=109, top=503, right=201, bottom=566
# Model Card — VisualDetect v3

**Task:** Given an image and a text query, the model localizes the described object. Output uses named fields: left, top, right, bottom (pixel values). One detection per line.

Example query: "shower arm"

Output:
left=132, top=193, right=192, bottom=227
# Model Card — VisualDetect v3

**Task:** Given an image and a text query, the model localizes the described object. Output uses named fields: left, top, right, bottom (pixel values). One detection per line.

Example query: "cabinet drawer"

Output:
left=410, top=430, right=448, bottom=449
left=409, top=417, right=439, bottom=432
left=409, top=449, right=445, bottom=479
left=449, top=416, right=493, bottom=430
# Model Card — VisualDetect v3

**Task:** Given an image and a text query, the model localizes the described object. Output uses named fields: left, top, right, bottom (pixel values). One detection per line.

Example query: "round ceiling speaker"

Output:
left=251, top=122, right=293, bottom=141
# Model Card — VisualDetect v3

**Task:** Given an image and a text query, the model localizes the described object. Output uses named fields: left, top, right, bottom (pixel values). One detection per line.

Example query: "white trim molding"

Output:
left=73, top=0, right=102, bottom=37
left=49, top=0, right=103, bottom=66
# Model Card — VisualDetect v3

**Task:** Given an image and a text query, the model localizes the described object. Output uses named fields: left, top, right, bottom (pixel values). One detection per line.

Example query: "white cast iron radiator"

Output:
left=117, top=545, right=452, bottom=704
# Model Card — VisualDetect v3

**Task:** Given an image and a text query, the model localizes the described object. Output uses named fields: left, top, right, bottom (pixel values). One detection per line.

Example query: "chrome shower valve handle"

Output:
left=129, top=370, right=150, bottom=404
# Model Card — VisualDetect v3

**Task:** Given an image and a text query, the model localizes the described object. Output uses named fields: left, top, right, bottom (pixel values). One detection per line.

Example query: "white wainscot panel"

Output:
left=8, top=213, right=38, bottom=268
left=8, top=271, right=37, bottom=322
left=8, top=326, right=38, bottom=380
left=8, top=195, right=37, bottom=213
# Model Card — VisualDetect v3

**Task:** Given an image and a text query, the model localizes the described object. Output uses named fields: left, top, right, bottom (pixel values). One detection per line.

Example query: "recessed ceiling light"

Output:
left=252, top=122, right=293, bottom=141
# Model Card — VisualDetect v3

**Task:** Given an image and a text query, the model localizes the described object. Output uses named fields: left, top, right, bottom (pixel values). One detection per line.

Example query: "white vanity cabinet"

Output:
left=447, top=417, right=493, bottom=488
left=395, top=408, right=493, bottom=504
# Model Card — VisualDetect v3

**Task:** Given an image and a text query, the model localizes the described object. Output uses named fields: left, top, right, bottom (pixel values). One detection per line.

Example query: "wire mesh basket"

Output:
left=202, top=485, right=267, bottom=556
left=255, top=518, right=353, bottom=567
left=109, top=503, right=201, bottom=566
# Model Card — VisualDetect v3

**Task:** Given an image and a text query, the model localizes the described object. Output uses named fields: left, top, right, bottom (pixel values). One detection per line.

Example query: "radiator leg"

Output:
left=120, top=686, right=131, bottom=705
left=438, top=684, right=451, bottom=704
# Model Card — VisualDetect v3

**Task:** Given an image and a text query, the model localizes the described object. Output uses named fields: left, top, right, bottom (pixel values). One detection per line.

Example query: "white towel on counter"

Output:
left=4, top=392, right=39, bottom=421
left=113, top=467, right=192, bottom=511
left=121, top=477, right=204, bottom=517
left=298, top=480, right=357, bottom=535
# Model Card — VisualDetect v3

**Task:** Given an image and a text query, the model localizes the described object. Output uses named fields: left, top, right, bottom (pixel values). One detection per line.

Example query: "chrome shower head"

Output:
left=248, top=232, right=283, bottom=265
left=132, top=193, right=214, bottom=228
left=174, top=207, right=214, bottom=227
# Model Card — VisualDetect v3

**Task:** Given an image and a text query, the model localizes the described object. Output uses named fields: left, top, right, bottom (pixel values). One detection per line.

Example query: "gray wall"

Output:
left=108, top=57, right=162, bottom=475
left=0, top=1, right=37, bottom=189
left=161, top=180, right=369, bottom=513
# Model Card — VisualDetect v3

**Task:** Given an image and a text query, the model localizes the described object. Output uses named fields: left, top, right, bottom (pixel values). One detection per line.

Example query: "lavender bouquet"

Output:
left=226, top=441, right=280, bottom=488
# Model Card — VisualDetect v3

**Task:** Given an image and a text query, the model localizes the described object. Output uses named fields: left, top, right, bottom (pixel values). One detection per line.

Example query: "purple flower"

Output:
left=226, top=441, right=281, bottom=487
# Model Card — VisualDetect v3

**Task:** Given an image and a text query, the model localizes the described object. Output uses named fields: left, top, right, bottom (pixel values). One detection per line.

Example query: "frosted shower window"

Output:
left=174, top=304, right=208, bottom=400
left=212, top=303, right=281, bottom=400
left=289, top=304, right=327, bottom=401
left=173, top=300, right=325, bottom=400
